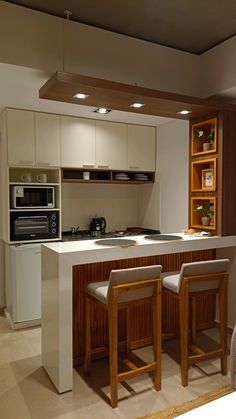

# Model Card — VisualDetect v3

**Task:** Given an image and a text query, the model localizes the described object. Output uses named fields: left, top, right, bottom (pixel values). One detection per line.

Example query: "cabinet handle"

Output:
left=98, top=165, right=109, bottom=169
left=82, top=164, right=95, bottom=168
left=19, top=160, right=34, bottom=165
left=129, top=165, right=139, bottom=170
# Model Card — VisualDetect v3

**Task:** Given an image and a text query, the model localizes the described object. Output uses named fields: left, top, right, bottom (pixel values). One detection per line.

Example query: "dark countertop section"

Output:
left=61, top=227, right=160, bottom=242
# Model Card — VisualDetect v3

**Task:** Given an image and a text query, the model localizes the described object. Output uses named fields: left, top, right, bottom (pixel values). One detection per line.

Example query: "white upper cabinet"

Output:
left=35, top=112, right=61, bottom=167
left=7, top=109, right=35, bottom=166
left=60, top=116, right=96, bottom=168
left=95, top=121, right=127, bottom=170
left=127, top=125, right=156, bottom=171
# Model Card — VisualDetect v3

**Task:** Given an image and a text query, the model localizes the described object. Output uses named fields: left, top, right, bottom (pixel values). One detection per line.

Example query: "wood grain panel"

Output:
left=73, top=249, right=215, bottom=365
left=39, top=72, right=236, bottom=120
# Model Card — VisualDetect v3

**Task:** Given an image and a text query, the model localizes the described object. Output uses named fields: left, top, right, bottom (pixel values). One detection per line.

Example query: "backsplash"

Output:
left=61, top=183, right=139, bottom=232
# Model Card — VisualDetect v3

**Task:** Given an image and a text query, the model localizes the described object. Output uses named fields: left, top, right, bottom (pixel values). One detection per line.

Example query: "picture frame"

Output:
left=202, top=168, right=214, bottom=190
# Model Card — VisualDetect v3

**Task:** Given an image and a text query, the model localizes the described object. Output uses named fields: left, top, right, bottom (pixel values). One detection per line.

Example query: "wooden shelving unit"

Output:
left=189, top=117, right=218, bottom=233
left=61, top=168, right=155, bottom=184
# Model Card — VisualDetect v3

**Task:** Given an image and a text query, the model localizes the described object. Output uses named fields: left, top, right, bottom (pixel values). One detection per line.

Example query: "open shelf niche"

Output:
left=191, top=158, right=216, bottom=192
left=191, top=117, right=217, bottom=156
left=191, top=197, right=216, bottom=230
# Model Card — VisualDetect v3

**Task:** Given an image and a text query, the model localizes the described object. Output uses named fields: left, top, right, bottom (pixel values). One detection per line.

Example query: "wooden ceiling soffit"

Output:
left=39, top=72, right=236, bottom=119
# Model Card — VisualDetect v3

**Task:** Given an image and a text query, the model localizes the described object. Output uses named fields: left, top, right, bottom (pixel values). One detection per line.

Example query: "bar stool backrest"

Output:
left=107, top=265, right=162, bottom=303
left=178, top=259, right=230, bottom=294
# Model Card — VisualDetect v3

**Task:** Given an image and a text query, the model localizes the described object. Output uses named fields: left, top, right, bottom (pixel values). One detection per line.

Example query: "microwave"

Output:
left=11, top=185, right=55, bottom=209
left=10, top=210, right=59, bottom=241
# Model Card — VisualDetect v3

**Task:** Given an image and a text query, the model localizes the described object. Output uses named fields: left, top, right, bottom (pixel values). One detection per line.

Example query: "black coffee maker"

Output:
left=90, top=217, right=106, bottom=237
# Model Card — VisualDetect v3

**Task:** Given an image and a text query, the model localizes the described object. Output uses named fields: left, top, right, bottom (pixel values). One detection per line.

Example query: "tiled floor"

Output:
left=0, top=315, right=231, bottom=419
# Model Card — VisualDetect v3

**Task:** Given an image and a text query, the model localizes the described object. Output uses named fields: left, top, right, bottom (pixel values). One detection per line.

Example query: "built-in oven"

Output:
left=11, top=185, right=55, bottom=209
left=10, top=211, right=59, bottom=241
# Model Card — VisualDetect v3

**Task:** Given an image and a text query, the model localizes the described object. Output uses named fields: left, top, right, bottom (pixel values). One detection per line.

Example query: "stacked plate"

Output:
left=134, top=173, right=149, bottom=181
left=114, top=173, right=130, bottom=181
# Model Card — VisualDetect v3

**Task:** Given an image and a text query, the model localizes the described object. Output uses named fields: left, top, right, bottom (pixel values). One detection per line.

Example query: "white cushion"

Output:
left=86, top=280, right=109, bottom=304
left=162, top=274, right=180, bottom=293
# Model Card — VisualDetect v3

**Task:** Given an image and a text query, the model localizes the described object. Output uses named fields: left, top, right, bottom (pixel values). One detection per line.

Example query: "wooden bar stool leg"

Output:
left=219, top=280, right=228, bottom=375
left=126, top=305, right=131, bottom=357
left=108, top=290, right=119, bottom=408
left=191, top=296, right=197, bottom=345
left=179, top=282, right=189, bottom=387
left=153, top=281, right=162, bottom=390
left=84, top=296, right=91, bottom=374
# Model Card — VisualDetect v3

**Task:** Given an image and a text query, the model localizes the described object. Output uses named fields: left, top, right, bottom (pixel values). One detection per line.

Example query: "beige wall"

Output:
left=156, top=120, right=189, bottom=233
left=61, top=183, right=139, bottom=232
left=0, top=1, right=199, bottom=96
left=200, top=36, right=236, bottom=98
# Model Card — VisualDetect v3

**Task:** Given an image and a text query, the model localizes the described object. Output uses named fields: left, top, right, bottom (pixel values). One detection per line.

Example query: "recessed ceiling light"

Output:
left=73, top=92, right=89, bottom=99
left=130, top=103, right=145, bottom=108
left=94, top=108, right=112, bottom=114
left=177, top=110, right=192, bottom=115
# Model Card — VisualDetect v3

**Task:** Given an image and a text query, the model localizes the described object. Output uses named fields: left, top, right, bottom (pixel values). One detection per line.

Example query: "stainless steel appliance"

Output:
left=10, top=210, right=59, bottom=241
left=11, top=185, right=55, bottom=209
left=89, top=217, right=106, bottom=237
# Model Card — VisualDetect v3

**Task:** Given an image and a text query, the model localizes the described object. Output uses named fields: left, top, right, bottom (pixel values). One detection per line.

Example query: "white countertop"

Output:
left=42, top=233, right=236, bottom=263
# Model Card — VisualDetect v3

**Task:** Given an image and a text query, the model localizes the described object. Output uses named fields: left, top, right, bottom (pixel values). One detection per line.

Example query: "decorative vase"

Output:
left=203, top=142, right=211, bottom=151
left=201, top=216, right=210, bottom=226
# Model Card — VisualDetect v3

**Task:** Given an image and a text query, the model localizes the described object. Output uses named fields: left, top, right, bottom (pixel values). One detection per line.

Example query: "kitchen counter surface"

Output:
left=44, top=233, right=236, bottom=259
left=41, top=233, right=236, bottom=395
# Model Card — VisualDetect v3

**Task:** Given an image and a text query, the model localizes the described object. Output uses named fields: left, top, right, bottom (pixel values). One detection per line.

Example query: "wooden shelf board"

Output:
left=191, top=188, right=216, bottom=192
left=191, top=224, right=216, bottom=230
left=62, top=179, right=153, bottom=184
left=192, top=149, right=217, bottom=156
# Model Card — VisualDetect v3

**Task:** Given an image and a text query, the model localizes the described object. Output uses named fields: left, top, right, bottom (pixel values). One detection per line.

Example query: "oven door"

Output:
left=10, top=212, right=50, bottom=241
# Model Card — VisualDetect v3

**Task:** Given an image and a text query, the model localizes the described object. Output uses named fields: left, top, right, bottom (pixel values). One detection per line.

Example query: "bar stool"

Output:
left=230, top=325, right=236, bottom=389
left=84, top=265, right=162, bottom=408
left=162, top=259, right=229, bottom=387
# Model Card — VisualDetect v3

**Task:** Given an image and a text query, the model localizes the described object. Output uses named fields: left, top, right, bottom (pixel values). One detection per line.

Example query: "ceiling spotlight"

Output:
left=177, top=110, right=192, bottom=115
left=73, top=92, right=89, bottom=99
left=130, top=103, right=145, bottom=108
left=94, top=108, right=112, bottom=114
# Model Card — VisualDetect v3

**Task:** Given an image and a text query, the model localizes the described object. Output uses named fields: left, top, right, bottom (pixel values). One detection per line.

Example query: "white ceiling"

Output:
left=0, top=63, right=173, bottom=127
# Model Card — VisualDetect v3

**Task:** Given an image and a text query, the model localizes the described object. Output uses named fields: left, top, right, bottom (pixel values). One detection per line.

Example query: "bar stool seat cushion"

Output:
left=86, top=280, right=109, bottom=304
left=162, top=274, right=180, bottom=293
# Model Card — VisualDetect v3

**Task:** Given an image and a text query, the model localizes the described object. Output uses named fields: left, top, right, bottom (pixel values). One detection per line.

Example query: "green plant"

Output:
left=195, top=204, right=213, bottom=218
left=195, top=129, right=214, bottom=143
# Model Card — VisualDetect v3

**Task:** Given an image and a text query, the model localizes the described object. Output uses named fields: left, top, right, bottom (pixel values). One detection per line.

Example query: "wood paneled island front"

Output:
left=41, top=234, right=236, bottom=393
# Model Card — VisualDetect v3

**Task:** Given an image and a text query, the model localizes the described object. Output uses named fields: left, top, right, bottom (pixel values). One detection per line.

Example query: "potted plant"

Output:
left=195, top=129, right=214, bottom=152
left=195, top=204, right=214, bottom=226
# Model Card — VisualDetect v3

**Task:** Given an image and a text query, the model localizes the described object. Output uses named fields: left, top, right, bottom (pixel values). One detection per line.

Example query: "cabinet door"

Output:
left=61, top=116, right=96, bottom=168
left=127, top=125, right=156, bottom=171
left=95, top=121, right=127, bottom=169
left=35, top=113, right=61, bottom=167
left=7, top=109, right=35, bottom=166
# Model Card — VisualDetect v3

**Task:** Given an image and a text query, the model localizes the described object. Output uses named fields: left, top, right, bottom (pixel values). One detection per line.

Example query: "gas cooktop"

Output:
left=61, top=227, right=160, bottom=242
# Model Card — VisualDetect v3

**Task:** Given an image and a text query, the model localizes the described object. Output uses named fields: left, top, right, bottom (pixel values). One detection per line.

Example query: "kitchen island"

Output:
left=41, top=234, right=236, bottom=393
